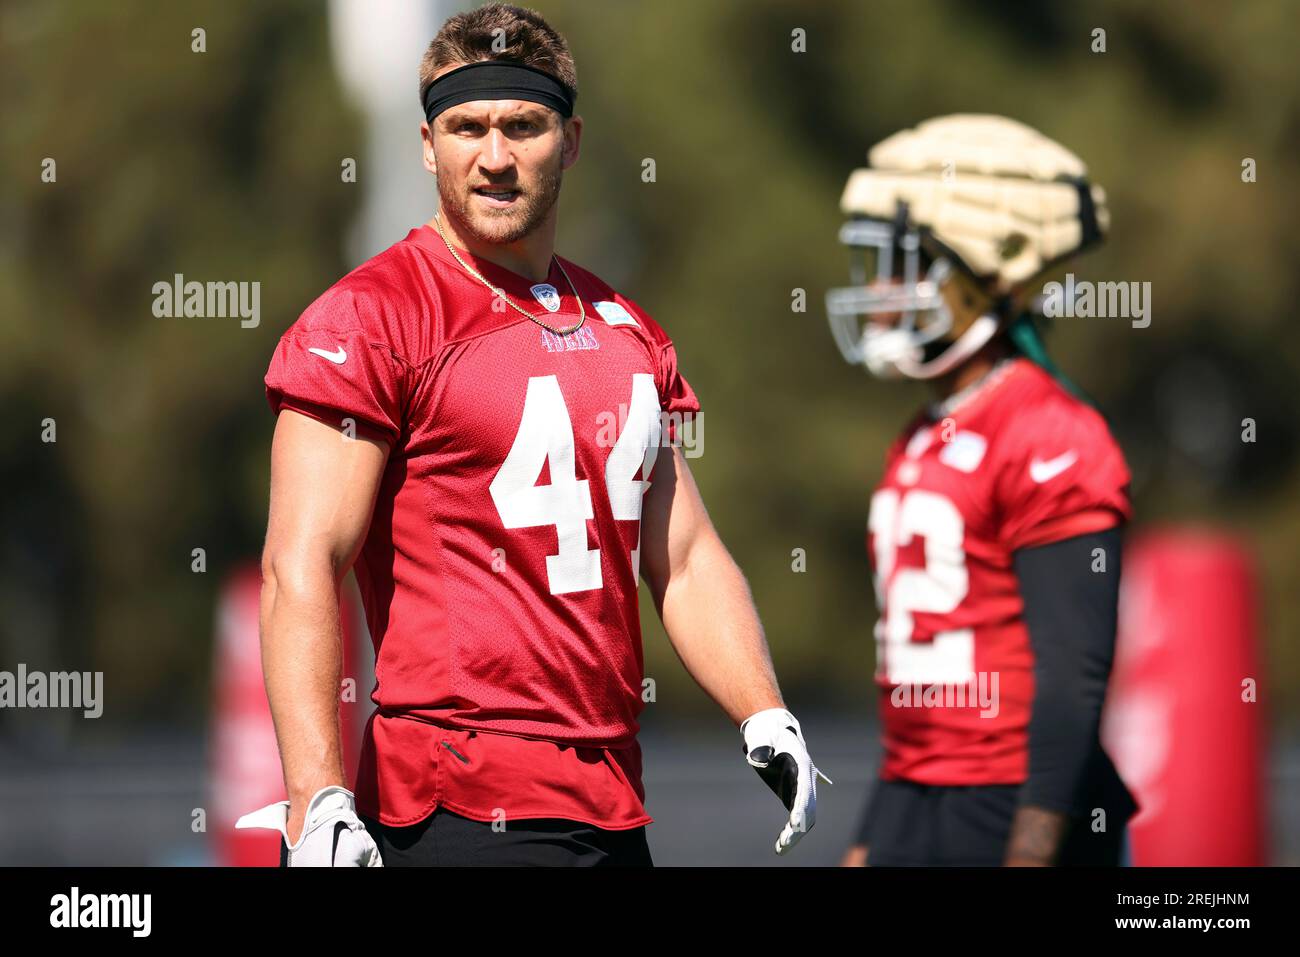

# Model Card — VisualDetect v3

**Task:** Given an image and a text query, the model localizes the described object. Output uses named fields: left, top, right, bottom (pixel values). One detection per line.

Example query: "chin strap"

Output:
left=896, top=314, right=1000, bottom=380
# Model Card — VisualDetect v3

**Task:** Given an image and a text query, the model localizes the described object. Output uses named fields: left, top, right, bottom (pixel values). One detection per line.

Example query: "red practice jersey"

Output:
left=867, top=358, right=1131, bottom=785
left=264, top=224, right=698, bottom=828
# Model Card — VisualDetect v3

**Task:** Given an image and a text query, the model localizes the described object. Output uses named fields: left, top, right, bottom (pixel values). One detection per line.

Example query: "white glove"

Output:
left=235, top=785, right=383, bottom=867
left=741, top=708, right=832, bottom=855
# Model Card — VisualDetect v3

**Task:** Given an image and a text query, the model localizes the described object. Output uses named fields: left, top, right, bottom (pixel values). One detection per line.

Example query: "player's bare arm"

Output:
left=639, top=446, right=781, bottom=724
left=260, top=410, right=388, bottom=851
left=641, top=445, right=830, bottom=854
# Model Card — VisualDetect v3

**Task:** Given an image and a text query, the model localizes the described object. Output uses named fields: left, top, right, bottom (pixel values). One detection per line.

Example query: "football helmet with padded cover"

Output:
left=825, top=114, right=1108, bottom=379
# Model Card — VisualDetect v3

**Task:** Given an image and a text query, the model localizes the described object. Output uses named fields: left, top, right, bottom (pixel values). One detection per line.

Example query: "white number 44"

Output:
left=490, top=373, right=662, bottom=595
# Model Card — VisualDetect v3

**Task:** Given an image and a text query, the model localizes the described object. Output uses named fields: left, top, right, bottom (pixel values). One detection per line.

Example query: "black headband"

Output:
left=423, top=61, right=574, bottom=125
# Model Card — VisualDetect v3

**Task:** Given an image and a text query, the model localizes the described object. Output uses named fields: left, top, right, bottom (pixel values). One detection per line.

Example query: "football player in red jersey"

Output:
left=827, top=116, right=1137, bottom=866
left=235, top=4, right=826, bottom=866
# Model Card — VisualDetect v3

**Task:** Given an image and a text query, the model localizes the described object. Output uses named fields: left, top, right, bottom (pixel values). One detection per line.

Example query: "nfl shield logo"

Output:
left=529, top=283, right=562, bottom=313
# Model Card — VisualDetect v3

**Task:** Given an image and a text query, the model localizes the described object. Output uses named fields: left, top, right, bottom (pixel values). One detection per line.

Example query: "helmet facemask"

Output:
left=826, top=212, right=995, bottom=380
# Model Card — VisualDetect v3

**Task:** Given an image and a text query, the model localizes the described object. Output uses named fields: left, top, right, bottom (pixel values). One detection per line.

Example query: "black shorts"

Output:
left=857, top=779, right=1129, bottom=866
left=353, top=807, right=654, bottom=867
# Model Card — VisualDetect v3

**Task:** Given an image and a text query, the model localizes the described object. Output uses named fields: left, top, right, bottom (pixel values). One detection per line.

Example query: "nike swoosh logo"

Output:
left=1030, top=450, right=1079, bottom=483
left=307, top=346, right=347, bottom=364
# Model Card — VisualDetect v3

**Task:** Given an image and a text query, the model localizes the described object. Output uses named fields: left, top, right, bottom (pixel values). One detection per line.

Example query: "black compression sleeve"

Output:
left=1013, top=526, right=1123, bottom=815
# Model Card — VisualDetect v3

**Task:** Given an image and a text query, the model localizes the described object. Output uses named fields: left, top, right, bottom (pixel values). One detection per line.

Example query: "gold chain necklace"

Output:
left=432, top=214, right=586, bottom=336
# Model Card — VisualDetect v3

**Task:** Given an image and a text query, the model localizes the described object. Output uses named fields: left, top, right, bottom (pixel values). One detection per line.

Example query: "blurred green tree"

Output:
left=1, top=0, right=361, bottom=725
left=3, top=0, right=1297, bottom=730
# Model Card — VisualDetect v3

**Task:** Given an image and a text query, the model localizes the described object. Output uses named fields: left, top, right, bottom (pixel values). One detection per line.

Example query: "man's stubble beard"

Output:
left=437, top=157, right=564, bottom=247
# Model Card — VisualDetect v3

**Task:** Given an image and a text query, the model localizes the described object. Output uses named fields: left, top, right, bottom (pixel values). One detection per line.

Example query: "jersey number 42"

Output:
left=869, top=488, right=976, bottom=685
